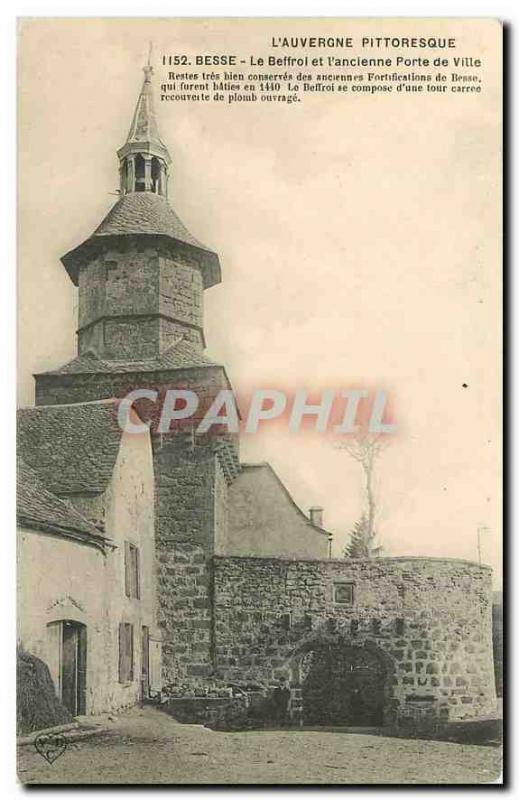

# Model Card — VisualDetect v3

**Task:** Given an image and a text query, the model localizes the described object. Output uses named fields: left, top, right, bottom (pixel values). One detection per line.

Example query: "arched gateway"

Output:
left=288, top=639, right=396, bottom=727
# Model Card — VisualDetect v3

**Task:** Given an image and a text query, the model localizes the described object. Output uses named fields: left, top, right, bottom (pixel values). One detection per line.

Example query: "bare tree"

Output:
left=336, top=435, right=387, bottom=558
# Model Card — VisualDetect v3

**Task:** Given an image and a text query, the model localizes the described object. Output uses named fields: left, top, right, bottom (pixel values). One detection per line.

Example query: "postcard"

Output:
left=17, top=17, right=502, bottom=785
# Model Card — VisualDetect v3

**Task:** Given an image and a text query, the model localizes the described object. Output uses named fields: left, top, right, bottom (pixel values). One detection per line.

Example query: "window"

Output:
left=333, top=582, right=354, bottom=605
left=134, top=154, right=145, bottom=192
left=280, top=613, right=291, bottom=631
left=105, top=260, right=118, bottom=275
left=396, top=618, right=405, bottom=635
left=372, top=619, right=381, bottom=634
left=124, top=542, right=140, bottom=599
left=350, top=619, right=359, bottom=636
left=151, top=156, right=161, bottom=194
left=118, top=622, right=134, bottom=683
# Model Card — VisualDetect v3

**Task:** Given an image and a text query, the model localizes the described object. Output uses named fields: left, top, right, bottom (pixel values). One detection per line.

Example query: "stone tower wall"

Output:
left=76, top=243, right=204, bottom=359
left=212, top=556, right=496, bottom=721
left=154, top=444, right=230, bottom=685
left=159, top=255, right=204, bottom=349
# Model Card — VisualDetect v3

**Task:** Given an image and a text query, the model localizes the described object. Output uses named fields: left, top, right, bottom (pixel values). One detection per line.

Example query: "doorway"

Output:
left=141, top=626, right=150, bottom=700
left=47, top=620, right=87, bottom=716
left=302, top=644, right=387, bottom=726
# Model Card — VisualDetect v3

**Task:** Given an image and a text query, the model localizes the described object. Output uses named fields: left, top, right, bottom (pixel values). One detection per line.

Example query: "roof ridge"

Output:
left=233, top=461, right=331, bottom=538
left=19, top=398, right=120, bottom=411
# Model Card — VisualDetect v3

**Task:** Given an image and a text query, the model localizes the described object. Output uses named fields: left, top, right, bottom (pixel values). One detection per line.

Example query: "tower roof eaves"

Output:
left=60, top=193, right=221, bottom=288
left=117, top=140, right=171, bottom=165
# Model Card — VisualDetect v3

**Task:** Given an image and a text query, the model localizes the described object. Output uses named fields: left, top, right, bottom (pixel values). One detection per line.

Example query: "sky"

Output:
left=18, top=18, right=502, bottom=582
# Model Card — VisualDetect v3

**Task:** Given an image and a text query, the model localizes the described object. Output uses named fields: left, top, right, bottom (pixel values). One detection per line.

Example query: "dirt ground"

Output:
left=17, top=706, right=502, bottom=786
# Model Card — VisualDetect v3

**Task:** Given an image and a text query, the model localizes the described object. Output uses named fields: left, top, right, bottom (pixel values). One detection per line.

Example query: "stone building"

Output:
left=492, top=590, right=503, bottom=697
left=18, top=61, right=497, bottom=725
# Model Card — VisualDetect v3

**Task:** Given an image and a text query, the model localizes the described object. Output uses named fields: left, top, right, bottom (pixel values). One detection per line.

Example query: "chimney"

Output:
left=309, top=506, right=324, bottom=528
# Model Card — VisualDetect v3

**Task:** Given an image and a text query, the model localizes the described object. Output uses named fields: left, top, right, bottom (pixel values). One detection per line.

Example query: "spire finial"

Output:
left=143, top=41, right=153, bottom=81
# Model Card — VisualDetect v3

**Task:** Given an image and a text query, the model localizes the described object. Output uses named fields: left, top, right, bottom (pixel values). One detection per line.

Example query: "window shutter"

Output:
left=118, top=622, right=126, bottom=682
left=134, top=547, right=140, bottom=600
left=124, top=542, right=131, bottom=597
left=128, top=624, right=134, bottom=681
left=119, top=622, right=134, bottom=682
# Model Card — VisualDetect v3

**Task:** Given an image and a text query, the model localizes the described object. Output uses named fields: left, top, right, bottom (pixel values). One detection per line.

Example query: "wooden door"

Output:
left=141, top=626, right=150, bottom=699
left=61, top=622, right=78, bottom=715
left=60, top=621, right=87, bottom=716
left=77, top=624, right=87, bottom=715
left=149, top=637, right=162, bottom=694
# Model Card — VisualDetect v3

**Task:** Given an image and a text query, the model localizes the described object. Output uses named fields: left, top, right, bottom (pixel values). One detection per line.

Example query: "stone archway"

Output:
left=288, top=637, right=396, bottom=727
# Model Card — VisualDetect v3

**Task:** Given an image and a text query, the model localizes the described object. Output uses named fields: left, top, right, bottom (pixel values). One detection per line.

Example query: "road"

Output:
left=18, top=706, right=502, bottom=785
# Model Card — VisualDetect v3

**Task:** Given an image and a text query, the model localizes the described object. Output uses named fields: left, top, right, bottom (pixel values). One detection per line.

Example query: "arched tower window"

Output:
left=134, top=154, right=146, bottom=192
left=151, top=157, right=161, bottom=193
left=123, top=159, right=132, bottom=193
left=119, top=154, right=167, bottom=196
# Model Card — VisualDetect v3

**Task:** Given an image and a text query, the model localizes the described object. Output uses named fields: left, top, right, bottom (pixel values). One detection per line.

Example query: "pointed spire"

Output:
left=126, top=46, right=165, bottom=150
left=117, top=48, right=171, bottom=196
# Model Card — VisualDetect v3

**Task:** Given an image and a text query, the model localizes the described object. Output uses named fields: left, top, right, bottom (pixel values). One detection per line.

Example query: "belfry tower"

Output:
left=35, top=61, right=240, bottom=684
left=54, top=60, right=221, bottom=364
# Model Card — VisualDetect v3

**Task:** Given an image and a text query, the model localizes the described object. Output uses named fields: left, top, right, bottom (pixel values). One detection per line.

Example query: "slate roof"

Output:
left=61, top=193, right=221, bottom=288
left=17, top=400, right=124, bottom=495
left=93, top=192, right=204, bottom=248
left=17, top=459, right=107, bottom=547
left=37, top=339, right=220, bottom=377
